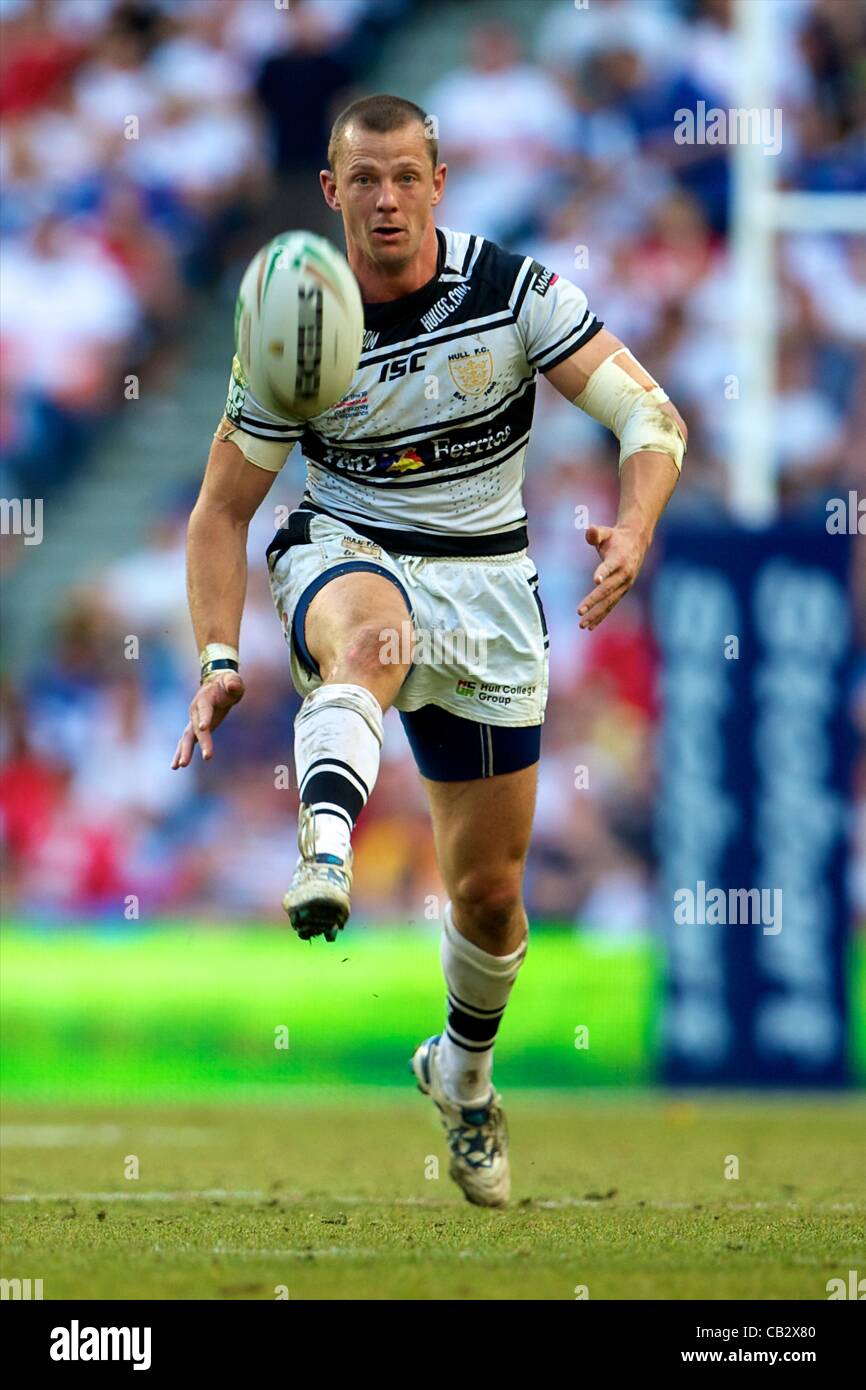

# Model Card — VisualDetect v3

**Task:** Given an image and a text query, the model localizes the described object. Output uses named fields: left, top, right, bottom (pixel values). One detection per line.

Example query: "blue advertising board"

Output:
left=651, top=522, right=855, bottom=1085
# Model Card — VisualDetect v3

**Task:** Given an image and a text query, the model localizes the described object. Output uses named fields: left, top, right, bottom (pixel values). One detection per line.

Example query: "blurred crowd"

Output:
left=0, top=0, right=406, bottom=496
left=1, top=0, right=864, bottom=928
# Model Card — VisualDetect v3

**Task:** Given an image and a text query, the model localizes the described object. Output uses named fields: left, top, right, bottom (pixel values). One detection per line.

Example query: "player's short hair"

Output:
left=328, top=94, right=438, bottom=173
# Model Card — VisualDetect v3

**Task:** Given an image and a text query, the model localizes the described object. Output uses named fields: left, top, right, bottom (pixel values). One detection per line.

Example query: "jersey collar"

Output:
left=362, top=228, right=449, bottom=332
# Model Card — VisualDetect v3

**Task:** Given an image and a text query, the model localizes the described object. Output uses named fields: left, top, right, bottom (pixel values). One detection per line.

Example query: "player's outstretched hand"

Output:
left=171, top=672, right=245, bottom=769
left=578, top=524, right=647, bottom=631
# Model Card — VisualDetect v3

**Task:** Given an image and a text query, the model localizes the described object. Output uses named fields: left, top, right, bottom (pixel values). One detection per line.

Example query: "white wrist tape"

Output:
left=199, top=642, right=240, bottom=684
left=574, top=350, right=685, bottom=474
left=215, top=416, right=292, bottom=473
left=199, top=643, right=239, bottom=667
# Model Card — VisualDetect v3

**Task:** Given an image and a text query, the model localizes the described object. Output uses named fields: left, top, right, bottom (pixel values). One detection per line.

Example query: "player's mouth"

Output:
left=371, top=226, right=405, bottom=242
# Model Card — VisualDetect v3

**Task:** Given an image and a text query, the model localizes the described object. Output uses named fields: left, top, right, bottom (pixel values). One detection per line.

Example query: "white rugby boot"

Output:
left=411, top=1034, right=510, bottom=1208
left=282, top=803, right=353, bottom=942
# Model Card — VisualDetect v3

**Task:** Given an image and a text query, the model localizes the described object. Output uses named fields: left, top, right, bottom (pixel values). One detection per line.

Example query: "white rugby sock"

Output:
left=294, top=683, right=384, bottom=861
left=437, top=900, right=528, bottom=1106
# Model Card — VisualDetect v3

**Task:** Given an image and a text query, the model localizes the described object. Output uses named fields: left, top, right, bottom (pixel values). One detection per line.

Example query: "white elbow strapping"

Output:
left=574, top=351, right=685, bottom=473
left=215, top=418, right=292, bottom=473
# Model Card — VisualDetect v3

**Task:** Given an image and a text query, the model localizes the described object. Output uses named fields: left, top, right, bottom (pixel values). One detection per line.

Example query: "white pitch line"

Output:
left=0, top=1126, right=211, bottom=1148
left=532, top=1198, right=865, bottom=1211
left=1, top=1190, right=266, bottom=1203
left=207, top=1247, right=382, bottom=1260
left=203, top=1248, right=582, bottom=1262
left=2, top=1190, right=863, bottom=1212
left=0, top=1126, right=122, bottom=1148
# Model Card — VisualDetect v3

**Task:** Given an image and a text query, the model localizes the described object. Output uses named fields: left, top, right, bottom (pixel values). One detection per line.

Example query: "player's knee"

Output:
left=452, top=865, right=524, bottom=935
left=329, top=621, right=413, bottom=686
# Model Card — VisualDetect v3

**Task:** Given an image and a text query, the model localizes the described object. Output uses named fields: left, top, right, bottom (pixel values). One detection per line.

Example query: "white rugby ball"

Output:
left=234, top=231, right=364, bottom=420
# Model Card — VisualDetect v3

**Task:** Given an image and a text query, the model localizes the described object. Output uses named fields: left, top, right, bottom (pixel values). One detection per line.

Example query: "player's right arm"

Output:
left=171, top=432, right=277, bottom=769
left=173, top=355, right=303, bottom=769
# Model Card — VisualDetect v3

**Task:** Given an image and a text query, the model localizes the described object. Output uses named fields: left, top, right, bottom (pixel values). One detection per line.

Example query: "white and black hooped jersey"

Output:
left=225, top=227, right=602, bottom=556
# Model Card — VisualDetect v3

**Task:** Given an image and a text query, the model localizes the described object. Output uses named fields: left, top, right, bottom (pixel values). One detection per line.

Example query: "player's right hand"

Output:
left=171, top=672, right=245, bottom=769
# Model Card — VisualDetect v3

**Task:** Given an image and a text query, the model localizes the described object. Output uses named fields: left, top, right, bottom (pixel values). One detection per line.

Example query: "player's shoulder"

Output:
left=225, top=352, right=304, bottom=439
left=440, top=226, right=557, bottom=314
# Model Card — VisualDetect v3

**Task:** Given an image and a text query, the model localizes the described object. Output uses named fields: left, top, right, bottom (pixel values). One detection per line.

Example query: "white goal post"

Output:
left=731, top=0, right=866, bottom=523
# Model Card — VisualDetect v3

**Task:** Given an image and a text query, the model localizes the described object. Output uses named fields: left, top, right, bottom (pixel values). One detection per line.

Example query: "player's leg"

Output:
left=424, top=763, right=536, bottom=954
left=403, top=707, right=540, bottom=1208
left=421, top=759, right=537, bottom=1106
left=295, top=566, right=412, bottom=848
left=305, top=568, right=413, bottom=706
left=282, top=565, right=414, bottom=939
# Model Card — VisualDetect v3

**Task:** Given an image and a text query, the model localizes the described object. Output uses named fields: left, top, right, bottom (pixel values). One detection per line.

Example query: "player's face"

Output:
left=325, top=124, right=445, bottom=271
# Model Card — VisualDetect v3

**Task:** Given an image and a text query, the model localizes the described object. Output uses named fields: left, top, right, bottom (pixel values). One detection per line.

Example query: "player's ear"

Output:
left=430, top=162, right=447, bottom=208
left=320, top=169, right=340, bottom=210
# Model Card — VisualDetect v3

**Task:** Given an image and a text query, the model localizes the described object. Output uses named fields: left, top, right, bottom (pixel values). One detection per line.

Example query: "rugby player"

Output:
left=172, top=95, right=687, bottom=1207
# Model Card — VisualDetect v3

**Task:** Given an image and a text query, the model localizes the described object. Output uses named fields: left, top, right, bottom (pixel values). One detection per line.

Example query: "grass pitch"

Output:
left=2, top=1093, right=864, bottom=1300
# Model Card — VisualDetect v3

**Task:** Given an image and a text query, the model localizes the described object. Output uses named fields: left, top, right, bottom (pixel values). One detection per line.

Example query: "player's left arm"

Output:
left=544, top=327, right=687, bottom=630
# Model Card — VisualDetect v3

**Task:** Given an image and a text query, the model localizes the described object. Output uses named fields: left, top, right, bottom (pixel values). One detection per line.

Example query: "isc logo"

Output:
left=378, top=350, right=427, bottom=382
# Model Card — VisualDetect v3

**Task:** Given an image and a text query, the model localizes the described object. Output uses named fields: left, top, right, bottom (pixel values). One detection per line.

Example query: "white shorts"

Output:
left=266, top=510, right=550, bottom=729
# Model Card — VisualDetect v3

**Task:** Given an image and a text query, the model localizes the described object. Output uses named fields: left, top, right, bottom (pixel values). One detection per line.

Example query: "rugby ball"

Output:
left=234, top=231, right=364, bottom=419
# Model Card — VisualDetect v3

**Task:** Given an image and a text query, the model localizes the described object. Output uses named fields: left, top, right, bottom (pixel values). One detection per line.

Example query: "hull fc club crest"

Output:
left=448, top=347, right=495, bottom=399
